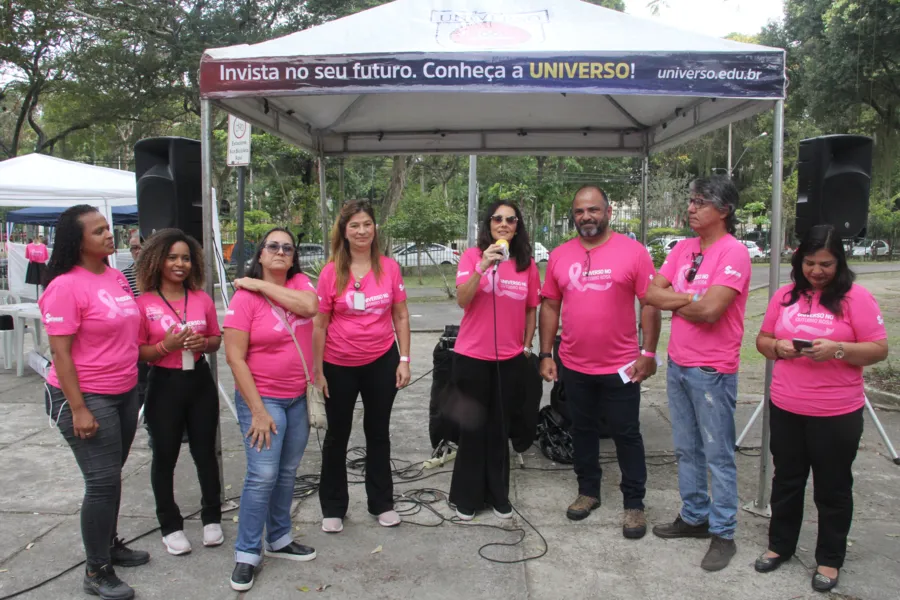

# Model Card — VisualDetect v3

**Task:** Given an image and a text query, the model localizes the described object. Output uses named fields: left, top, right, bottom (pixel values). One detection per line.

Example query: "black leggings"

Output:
left=46, top=385, right=138, bottom=569
left=319, top=346, right=399, bottom=518
left=144, top=359, right=222, bottom=535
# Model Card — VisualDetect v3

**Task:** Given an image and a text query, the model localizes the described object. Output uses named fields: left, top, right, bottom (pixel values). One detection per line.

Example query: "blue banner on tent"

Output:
left=201, top=52, right=785, bottom=99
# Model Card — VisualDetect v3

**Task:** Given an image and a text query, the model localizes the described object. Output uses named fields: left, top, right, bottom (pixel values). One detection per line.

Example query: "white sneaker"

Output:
left=203, top=523, right=225, bottom=547
left=162, top=531, right=192, bottom=555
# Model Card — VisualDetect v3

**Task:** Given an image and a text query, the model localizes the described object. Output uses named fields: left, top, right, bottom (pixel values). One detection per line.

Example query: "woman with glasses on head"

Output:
left=223, top=228, right=319, bottom=592
left=134, top=229, right=223, bottom=557
left=39, top=205, right=148, bottom=600
left=449, top=200, right=540, bottom=520
left=314, top=200, right=411, bottom=534
left=754, top=224, right=888, bottom=593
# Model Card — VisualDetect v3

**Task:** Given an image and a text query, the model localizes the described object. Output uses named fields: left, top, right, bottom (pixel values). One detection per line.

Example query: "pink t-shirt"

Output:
left=541, top=234, right=656, bottom=375
left=454, top=248, right=541, bottom=361
left=39, top=266, right=140, bottom=394
left=317, top=256, right=407, bottom=367
left=761, top=283, right=887, bottom=416
left=659, top=235, right=751, bottom=374
left=137, top=290, right=221, bottom=369
left=26, top=243, right=48, bottom=263
left=223, top=273, right=317, bottom=399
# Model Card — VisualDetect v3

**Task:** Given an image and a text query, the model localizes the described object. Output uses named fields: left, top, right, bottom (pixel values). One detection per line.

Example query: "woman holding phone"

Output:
left=754, top=224, right=888, bottom=593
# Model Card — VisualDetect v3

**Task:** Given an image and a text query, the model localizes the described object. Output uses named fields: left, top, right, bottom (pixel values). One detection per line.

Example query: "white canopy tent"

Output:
left=0, top=154, right=138, bottom=276
left=198, top=0, right=787, bottom=512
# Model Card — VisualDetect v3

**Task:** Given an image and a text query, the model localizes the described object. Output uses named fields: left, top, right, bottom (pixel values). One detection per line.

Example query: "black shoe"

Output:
left=182, top=430, right=189, bottom=444
left=492, top=503, right=513, bottom=519
left=701, top=536, right=737, bottom=572
left=652, top=515, right=712, bottom=539
left=83, top=565, right=135, bottom=600
left=754, top=552, right=791, bottom=573
left=812, top=570, right=839, bottom=593
left=230, top=562, right=255, bottom=592
left=110, top=538, right=150, bottom=567
left=264, top=541, right=316, bottom=562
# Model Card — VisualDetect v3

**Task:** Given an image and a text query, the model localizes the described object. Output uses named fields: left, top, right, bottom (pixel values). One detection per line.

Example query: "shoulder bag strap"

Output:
left=263, top=295, right=312, bottom=383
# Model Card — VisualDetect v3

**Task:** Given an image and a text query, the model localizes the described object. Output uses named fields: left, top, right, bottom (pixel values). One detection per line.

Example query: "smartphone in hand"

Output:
left=792, top=338, right=814, bottom=352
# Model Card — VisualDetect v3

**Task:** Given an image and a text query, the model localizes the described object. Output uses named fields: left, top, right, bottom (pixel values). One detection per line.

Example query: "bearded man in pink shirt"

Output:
left=645, top=176, right=751, bottom=572
left=539, top=186, right=661, bottom=540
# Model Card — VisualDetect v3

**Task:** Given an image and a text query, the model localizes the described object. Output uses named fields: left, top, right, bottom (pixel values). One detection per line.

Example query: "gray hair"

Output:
left=689, top=176, right=739, bottom=235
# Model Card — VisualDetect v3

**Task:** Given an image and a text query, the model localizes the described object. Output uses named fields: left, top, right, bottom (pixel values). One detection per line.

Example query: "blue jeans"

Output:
left=234, top=390, right=309, bottom=566
left=666, top=360, right=738, bottom=539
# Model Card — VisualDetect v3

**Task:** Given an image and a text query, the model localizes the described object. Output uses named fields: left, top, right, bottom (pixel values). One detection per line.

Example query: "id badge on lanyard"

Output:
left=159, top=288, right=195, bottom=371
left=353, top=292, right=366, bottom=311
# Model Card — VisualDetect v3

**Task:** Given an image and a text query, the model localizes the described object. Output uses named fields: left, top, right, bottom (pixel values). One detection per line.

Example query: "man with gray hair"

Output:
left=645, top=176, right=751, bottom=571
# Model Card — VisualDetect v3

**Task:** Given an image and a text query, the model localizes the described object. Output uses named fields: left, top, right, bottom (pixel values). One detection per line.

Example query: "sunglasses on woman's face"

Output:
left=264, top=242, right=295, bottom=255
left=686, top=252, right=704, bottom=282
left=491, top=215, right=519, bottom=225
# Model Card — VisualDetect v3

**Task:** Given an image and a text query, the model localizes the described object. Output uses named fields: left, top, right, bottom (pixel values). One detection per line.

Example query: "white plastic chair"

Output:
left=0, top=292, right=22, bottom=369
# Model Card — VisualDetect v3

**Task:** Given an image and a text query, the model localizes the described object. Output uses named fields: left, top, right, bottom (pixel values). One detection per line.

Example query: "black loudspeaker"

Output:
left=795, top=134, right=873, bottom=239
left=134, top=137, right=202, bottom=243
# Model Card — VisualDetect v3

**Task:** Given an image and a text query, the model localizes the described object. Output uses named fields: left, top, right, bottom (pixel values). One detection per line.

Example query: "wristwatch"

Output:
left=833, top=343, right=845, bottom=360
left=538, top=352, right=553, bottom=360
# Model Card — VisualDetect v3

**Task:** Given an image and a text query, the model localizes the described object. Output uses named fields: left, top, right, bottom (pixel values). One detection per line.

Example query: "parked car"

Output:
left=533, top=242, right=550, bottom=263
left=297, top=243, right=325, bottom=268
left=646, top=237, right=686, bottom=255
left=851, top=239, right=890, bottom=259
left=741, top=240, right=765, bottom=260
left=392, top=243, right=460, bottom=267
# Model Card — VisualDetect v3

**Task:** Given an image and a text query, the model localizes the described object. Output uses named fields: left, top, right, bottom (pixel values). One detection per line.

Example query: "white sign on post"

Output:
left=227, top=115, right=251, bottom=166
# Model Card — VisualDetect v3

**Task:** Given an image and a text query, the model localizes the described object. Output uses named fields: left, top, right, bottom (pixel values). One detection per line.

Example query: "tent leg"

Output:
left=640, top=154, right=649, bottom=245
left=318, top=155, right=330, bottom=260
left=467, top=155, right=478, bottom=247
left=200, top=99, right=226, bottom=505
left=745, top=99, right=785, bottom=518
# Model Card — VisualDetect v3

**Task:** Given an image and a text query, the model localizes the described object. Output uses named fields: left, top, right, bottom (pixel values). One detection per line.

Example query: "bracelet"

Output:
left=400, top=356, right=410, bottom=363
left=156, top=341, right=169, bottom=356
left=640, top=349, right=656, bottom=358
left=475, top=263, right=485, bottom=276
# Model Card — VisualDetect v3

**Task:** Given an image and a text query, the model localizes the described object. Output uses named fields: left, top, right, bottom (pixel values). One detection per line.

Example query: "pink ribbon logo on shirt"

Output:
left=271, top=307, right=311, bottom=333
left=565, top=262, right=611, bottom=293
left=343, top=291, right=388, bottom=316
left=97, top=289, right=136, bottom=319
left=781, top=303, right=835, bottom=337
left=481, top=273, right=528, bottom=300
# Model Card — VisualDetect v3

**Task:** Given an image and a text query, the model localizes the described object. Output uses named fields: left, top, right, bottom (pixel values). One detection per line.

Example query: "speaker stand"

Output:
left=736, top=395, right=900, bottom=465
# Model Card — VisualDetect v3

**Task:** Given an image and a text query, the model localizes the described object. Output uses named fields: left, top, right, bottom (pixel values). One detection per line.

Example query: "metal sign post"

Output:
left=227, top=115, right=251, bottom=277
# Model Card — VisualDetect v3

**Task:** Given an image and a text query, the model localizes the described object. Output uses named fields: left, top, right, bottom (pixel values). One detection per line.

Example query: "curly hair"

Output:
left=246, top=228, right=302, bottom=280
left=44, top=205, right=105, bottom=285
left=135, top=228, right=205, bottom=292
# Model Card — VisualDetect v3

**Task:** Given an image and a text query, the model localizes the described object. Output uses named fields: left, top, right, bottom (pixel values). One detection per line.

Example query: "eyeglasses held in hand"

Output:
left=686, top=252, right=704, bottom=283
left=491, top=215, right=519, bottom=225
left=264, top=242, right=295, bottom=255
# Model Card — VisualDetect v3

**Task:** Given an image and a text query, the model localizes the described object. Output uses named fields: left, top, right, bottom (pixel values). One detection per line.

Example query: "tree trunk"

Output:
left=379, top=155, right=414, bottom=253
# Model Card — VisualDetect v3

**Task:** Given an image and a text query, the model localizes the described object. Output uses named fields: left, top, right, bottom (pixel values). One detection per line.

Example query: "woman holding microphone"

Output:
left=754, top=224, right=888, bottom=592
left=224, top=227, right=319, bottom=591
left=134, top=229, right=223, bottom=556
left=450, top=200, right=540, bottom=520
left=314, top=200, right=411, bottom=534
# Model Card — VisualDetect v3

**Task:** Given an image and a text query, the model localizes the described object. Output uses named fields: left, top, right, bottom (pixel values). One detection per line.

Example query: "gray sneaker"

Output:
left=701, top=535, right=737, bottom=572
left=83, top=565, right=135, bottom=600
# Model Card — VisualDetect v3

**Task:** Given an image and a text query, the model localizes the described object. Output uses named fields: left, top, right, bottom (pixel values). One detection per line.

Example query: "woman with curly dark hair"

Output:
left=40, top=205, right=148, bottom=600
left=754, top=224, right=889, bottom=592
left=134, top=229, right=223, bottom=557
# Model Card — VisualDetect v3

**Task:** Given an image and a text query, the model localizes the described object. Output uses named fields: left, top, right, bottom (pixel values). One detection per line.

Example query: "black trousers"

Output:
left=144, top=359, right=222, bottom=535
left=320, top=346, right=399, bottom=518
left=560, top=364, right=646, bottom=509
left=768, top=401, right=863, bottom=569
left=448, top=352, right=525, bottom=511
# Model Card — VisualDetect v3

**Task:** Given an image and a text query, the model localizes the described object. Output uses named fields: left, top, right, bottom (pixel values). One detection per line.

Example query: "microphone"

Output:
left=493, top=239, right=509, bottom=272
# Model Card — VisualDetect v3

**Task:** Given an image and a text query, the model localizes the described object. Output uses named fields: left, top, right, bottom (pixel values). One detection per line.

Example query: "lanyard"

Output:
left=158, top=287, right=188, bottom=325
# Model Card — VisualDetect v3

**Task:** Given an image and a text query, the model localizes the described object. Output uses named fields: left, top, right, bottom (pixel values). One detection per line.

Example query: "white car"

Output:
left=646, top=237, right=686, bottom=255
left=741, top=240, right=765, bottom=259
left=533, top=242, right=550, bottom=263
left=852, top=240, right=890, bottom=258
left=392, top=243, right=460, bottom=267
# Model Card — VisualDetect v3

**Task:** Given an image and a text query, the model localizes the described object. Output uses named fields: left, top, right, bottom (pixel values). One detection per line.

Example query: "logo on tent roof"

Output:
left=431, top=10, right=548, bottom=49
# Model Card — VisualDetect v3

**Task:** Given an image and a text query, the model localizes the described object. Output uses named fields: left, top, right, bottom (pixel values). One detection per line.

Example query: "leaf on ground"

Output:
left=0, top=569, right=8, bottom=573
left=886, top=534, right=900, bottom=538
left=371, top=545, right=383, bottom=554
left=232, top=515, right=239, bottom=523
left=316, top=584, right=330, bottom=592
left=25, top=543, right=34, bottom=550
left=297, top=585, right=310, bottom=592
left=225, top=485, right=233, bottom=490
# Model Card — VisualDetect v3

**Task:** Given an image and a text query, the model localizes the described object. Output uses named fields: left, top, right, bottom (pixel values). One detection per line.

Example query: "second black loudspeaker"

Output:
left=134, top=137, right=203, bottom=243
left=795, top=134, right=872, bottom=239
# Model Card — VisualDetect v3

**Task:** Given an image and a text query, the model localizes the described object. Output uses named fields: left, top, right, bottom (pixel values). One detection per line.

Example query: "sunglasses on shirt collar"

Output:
left=686, top=252, right=704, bottom=283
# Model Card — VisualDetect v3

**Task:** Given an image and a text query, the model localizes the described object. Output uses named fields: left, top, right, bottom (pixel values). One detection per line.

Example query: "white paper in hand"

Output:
left=618, top=360, right=636, bottom=384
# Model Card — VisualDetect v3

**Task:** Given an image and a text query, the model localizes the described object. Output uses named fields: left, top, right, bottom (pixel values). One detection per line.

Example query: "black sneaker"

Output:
left=652, top=515, right=711, bottom=539
left=264, top=541, right=316, bottom=562
left=492, top=503, right=513, bottom=520
left=230, top=562, right=255, bottom=592
left=701, top=535, right=737, bottom=572
left=83, top=565, right=135, bottom=600
left=110, top=538, right=150, bottom=567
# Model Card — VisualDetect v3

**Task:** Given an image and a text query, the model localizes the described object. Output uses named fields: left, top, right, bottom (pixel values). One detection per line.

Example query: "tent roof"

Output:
left=0, top=154, right=137, bottom=207
left=5, top=205, right=139, bottom=226
left=199, top=0, right=785, bottom=156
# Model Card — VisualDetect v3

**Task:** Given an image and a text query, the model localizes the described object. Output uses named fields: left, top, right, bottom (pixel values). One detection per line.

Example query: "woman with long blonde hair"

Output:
left=313, top=200, right=411, bottom=534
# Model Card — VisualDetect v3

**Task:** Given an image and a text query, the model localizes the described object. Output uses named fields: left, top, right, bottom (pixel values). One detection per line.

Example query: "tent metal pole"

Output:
left=467, top=155, right=477, bottom=248
left=746, top=99, right=785, bottom=517
left=200, top=99, right=225, bottom=504
left=318, top=155, right=330, bottom=259
left=640, top=153, right=649, bottom=245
